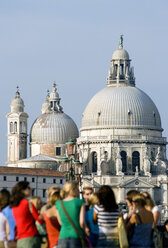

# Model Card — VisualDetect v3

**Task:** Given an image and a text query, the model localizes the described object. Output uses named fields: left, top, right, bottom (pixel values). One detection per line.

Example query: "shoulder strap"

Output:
left=60, top=201, right=84, bottom=244
left=136, top=213, right=142, bottom=224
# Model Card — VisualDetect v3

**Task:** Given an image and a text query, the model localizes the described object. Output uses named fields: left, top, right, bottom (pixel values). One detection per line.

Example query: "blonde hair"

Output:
left=50, top=192, right=61, bottom=206
left=141, top=192, right=155, bottom=210
left=132, top=194, right=146, bottom=207
left=61, top=181, right=79, bottom=198
left=30, top=196, right=42, bottom=210
left=88, top=193, right=99, bottom=209
left=46, top=185, right=60, bottom=203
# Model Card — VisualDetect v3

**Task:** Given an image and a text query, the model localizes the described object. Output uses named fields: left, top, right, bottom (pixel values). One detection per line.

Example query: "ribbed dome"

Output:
left=112, top=47, right=129, bottom=60
left=31, top=112, right=79, bottom=144
left=81, top=86, right=162, bottom=130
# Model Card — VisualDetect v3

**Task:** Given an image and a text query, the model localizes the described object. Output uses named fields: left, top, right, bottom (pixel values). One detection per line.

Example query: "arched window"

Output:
left=10, top=122, right=13, bottom=133
left=92, top=152, right=97, bottom=173
left=22, top=121, right=26, bottom=133
left=14, top=122, right=17, bottom=133
left=121, top=151, right=127, bottom=172
left=114, top=64, right=118, bottom=77
left=151, top=150, right=155, bottom=161
left=132, top=151, right=140, bottom=172
left=20, top=121, right=22, bottom=133
left=104, top=151, right=108, bottom=160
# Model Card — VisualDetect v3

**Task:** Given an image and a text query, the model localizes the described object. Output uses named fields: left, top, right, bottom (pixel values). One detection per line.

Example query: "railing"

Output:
left=79, top=135, right=167, bottom=143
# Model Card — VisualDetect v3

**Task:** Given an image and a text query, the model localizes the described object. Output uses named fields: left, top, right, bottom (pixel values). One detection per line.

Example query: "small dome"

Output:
left=81, top=86, right=162, bottom=131
left=30, top=112, right=79, bottom=144
left=49, top=82, right=60, bottom=100
left=11, top=90, right=24, bottom=113
left=112, top=47, right=129, bottom=60
left=41, top=100, right=51, bottom=114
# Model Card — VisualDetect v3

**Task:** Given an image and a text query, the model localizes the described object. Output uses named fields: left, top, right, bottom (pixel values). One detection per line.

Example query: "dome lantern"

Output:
left=107, top=35, right=135, bottom=87
left=41, top=83, right=63, bottom=114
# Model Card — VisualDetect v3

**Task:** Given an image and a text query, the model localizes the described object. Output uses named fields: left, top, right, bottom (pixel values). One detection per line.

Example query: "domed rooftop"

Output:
left=30, top=83, right=79, bottom=144
left=11, top=87, right=24, bottom=113
left=112, top=47, right=129, bottom=60
left=81, top=36, right=162, bottom=131
left=31, top=112, right=79, bottom=144
left=81, top=86, right=162, bottom=131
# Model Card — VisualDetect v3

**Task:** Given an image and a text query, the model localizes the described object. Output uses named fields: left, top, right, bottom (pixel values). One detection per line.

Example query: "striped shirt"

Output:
left=94, top=204, right=119, bottom=239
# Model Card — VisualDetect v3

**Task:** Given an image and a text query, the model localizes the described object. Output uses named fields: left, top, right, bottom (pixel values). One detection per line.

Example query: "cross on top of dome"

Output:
left=15, top=86, right=21, bottom=98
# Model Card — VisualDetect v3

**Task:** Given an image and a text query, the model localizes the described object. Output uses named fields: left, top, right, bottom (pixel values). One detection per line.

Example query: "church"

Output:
left=5, top=37, right=168, bottom=214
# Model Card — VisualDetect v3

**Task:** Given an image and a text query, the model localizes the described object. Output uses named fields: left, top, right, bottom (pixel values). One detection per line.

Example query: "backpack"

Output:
left=152, top=227, right=163, bottom=248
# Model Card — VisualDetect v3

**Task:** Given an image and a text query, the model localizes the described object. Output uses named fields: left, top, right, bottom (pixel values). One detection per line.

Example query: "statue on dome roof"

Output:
left=119, top=35, right=123, bottom=48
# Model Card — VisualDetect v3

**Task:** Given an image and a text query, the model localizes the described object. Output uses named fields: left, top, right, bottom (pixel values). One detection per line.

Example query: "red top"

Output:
left=12, top=199, right=43, bottom=240
left=43, top=212, right=60, bottom=248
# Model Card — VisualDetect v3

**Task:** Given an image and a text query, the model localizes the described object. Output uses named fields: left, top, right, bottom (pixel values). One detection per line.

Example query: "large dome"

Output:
left=31, top=112, right=79, bottom=144
left=81, top=86, right=162, bottom=131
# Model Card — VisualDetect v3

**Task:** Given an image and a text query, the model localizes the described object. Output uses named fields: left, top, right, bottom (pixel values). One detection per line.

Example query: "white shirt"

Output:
left=152, top=205, right=160, bottom=225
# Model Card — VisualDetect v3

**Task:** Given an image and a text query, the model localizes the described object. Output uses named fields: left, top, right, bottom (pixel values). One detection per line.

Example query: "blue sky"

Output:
left=0, top=0, right=168, bottom=164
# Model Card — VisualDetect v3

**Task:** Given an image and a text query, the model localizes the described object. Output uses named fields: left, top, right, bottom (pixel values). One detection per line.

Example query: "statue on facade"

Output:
left=100, top=147, right=110, bottom=175
left=155, top=146, right=162, bottom=162
left=116, top=147, right=123, bottom=175
left=143, top=147, right=151, bottom=176
left=135, top=166, right=139, bottom=176
left=154, top=146, right=167, bottom=173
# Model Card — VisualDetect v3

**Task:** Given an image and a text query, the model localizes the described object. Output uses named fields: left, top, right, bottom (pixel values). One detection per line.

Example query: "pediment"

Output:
left=119, top=177, right=155, bottom=188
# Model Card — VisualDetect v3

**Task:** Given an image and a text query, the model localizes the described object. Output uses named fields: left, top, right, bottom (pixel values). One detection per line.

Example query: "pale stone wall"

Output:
left=0, top=173, right=65, bottom=202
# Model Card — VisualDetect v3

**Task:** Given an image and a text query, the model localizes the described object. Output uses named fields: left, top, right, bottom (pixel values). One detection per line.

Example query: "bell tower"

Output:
left=6, top=87, right=29, bottom=167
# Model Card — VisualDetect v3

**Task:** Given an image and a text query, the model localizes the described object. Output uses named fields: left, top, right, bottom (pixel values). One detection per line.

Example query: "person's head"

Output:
left=46, top=185, right=60, bottom=203
left=50, top=192, right=61, bottom=206
left=88, top=193, right=99, bottom=209
left=97, top=185, right=118, bottom=212
left=0, top=189, right=10, bottom=211
left=30, top=196, right=43, bottom=211
left=164, top=220, right=168, bottom=232
left=126, top=190, right=139, bottom=209
left=61, top=181, right=79, bottom=199
left=10, top=181, right=31, bottom=207
left=141, top=191, right=155, bottom=210
left=132, top=194, right=146, bottom=210
left=83, top=187, right=93, bottom=204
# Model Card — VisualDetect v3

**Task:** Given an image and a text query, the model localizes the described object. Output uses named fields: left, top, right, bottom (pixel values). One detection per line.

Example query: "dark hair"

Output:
left=97, top=185, right=118, bottom=212
left=10, top=181, right=30, bottom=207
left=133, top=194, right=146, bottom=207
left=0, top=189, right=10, bottom=211
left=164, top=219, right=168, bottom=226
left=126, top=190, right=139, bottom=203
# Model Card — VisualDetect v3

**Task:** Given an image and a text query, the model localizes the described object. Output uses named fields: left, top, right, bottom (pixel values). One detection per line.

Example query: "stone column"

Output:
left=97, top=143, right=101, bottom=175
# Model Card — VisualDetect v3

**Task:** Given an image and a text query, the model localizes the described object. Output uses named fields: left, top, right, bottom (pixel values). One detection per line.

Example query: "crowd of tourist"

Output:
left=0, top=181, right=168, bottom=248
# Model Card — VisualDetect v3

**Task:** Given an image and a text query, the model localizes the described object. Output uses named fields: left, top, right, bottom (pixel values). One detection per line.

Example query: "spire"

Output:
left=119, top=34, right=123, bottom=48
